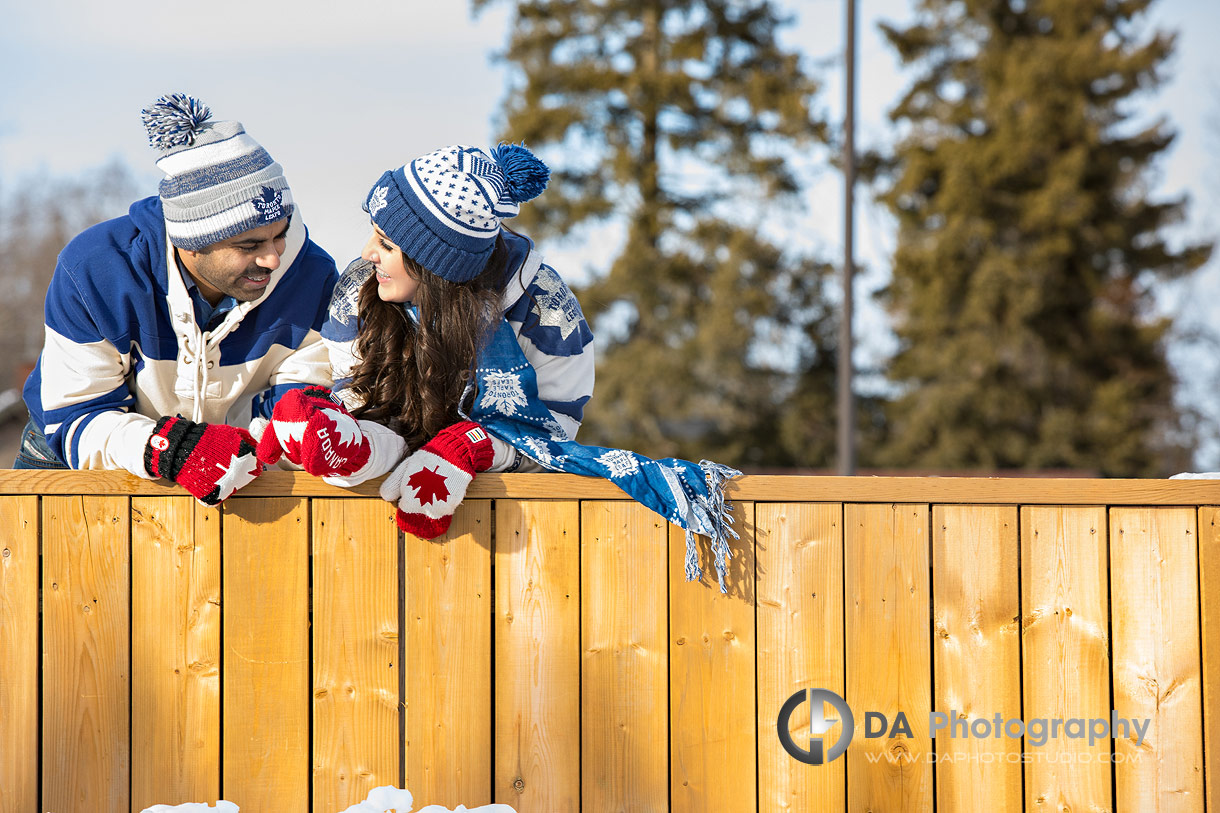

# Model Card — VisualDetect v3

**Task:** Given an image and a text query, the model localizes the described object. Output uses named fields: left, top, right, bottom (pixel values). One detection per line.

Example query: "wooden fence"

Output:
left=1, top=471, right=1218, bottom=813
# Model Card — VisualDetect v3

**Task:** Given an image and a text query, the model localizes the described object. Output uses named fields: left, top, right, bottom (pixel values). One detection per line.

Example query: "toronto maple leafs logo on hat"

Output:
left=368, top=185, right=389, bottom=218
left=251, top=186, right=284, bottom=223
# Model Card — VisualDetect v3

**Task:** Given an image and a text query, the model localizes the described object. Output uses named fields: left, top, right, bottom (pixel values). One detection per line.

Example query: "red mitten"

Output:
left=256, top=387, right=371, bottom=477
left=379, top=421, right=494, bottom=539
left=145, top=416, right=263, bottom=505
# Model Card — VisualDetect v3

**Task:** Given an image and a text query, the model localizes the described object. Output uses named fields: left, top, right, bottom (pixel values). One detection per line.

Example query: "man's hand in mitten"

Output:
left=256, top=387, right=371, bottom=477
left=379, top=421, right=493, bottom=539
left=145, top=416, right=263, bottom=505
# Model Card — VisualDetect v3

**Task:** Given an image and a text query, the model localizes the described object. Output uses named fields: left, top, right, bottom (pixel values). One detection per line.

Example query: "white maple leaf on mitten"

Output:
left=274, top=417, right=309, bottom=446
left=318, top=407, right=364, bottom=447
left=213, top=452, right=262, bottom=501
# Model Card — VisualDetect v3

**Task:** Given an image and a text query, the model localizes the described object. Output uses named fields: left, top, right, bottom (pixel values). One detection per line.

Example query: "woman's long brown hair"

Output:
left=346, top=234, right=511, bottom=451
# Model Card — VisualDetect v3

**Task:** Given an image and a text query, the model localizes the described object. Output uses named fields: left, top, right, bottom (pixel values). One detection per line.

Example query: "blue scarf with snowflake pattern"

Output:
left=462, top=319, right=741, bottom=592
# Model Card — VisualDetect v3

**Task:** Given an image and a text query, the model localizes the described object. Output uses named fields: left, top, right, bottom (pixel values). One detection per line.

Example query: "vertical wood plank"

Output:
left=0, top=496, right=38, bottom=813
left=223, top=498, right=310, bottom=812
left=1021, top=506, right=1112, bottom=811
left=932, top=505, right=1021, bottom=813
left=494, top=500, right=581, bottom=813
left=1201, top=507, right=1220, bottom=813
left=405, top=501, right=492, bottom=808
left=313, top=498, right=400, bottom=813
left=131, top=497, right=221, bottom=810
left=669, top=502, right=756, bottom=813
left=1110, top=507, right=1204, bottom=812
left=757, top=503, right=845, bottom=812
left=845, top=503, right=933, bottom=812
left=42, top=496, right=130, bottom=813
left=582, top=501, right=668, bottom=812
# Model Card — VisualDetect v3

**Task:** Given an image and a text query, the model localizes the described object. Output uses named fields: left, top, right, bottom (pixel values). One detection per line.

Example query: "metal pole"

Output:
left=838, top=0, right=857, bottom=475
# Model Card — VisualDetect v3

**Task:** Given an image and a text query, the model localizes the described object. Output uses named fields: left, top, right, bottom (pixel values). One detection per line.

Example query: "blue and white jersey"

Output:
left=23, top=196, right=339, bottom=476
left=322, top=230, right=595, bottom=472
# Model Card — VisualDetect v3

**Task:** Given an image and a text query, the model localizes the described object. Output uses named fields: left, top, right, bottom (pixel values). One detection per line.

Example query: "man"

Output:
left=16, top=93, right=339, bottom=505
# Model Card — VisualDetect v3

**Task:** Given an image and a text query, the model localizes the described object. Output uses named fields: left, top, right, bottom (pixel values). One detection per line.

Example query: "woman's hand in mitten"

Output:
left=145, top=416, right=263, bottom=505
left=256, top=387, right=371, bottom=477
left=379, top=421, right=493, bottom=539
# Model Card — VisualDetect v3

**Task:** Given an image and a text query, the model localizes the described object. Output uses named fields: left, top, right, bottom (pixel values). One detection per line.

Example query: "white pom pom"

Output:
left=141, top=92, right=212, bottom=151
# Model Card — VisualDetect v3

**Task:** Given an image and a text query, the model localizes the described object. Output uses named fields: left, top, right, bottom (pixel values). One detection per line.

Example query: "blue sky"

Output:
left=3, top=0, right=1218, bottom=465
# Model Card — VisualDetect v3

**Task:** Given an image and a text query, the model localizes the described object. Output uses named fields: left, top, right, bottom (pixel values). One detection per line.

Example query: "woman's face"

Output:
left=362, top=227, right=421, bottom=303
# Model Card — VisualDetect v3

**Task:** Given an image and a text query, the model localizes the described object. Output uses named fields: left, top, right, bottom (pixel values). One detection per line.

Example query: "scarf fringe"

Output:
left=683, top=461, right=742, bottom=593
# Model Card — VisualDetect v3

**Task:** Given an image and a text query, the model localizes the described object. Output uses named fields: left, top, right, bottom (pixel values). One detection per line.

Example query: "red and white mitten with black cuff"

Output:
left=145, top=416, right=264, bottom=505
left=379, top=421, right=494, bottom=539
left=256, top=387, right=371, bottom=477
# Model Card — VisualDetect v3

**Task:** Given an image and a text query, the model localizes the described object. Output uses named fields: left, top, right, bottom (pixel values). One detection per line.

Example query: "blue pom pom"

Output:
left=490, top=142, right=550, bottom=204
left=141, top=93, right=212, bottom=152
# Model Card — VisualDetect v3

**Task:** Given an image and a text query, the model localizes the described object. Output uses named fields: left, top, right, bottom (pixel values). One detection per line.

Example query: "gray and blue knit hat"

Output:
left=141, top=93, right=294, bottom=251
left=364, top=143, right=549, bottom=283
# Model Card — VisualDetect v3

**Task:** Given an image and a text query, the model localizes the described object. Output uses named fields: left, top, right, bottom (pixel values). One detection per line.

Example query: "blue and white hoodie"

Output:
left=23, top=196, right=338, bottom=476
left=322, top=231, right=594, bottom=474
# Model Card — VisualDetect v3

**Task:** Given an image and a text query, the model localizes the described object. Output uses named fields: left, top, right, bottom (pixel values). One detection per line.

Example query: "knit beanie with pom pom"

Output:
left=141, top=92, right=294, bottom=250
left=363, top=143, right=549, bottom=283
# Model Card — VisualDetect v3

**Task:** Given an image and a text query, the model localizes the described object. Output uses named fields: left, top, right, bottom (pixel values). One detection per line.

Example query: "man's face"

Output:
left=179, top=219, right=290, bottom=304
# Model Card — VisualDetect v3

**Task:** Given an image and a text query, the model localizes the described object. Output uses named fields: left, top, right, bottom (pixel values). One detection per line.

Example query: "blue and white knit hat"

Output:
left=364, top=143, right=549, bottom=283
left=141, top=93, right=295, bottom=251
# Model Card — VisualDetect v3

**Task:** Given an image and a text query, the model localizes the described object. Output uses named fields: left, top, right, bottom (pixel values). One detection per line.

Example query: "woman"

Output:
left=257, top=143, right=738, bottom=591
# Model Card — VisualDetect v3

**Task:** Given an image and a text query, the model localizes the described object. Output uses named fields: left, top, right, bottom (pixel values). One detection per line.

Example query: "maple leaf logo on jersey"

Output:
left=408, top=466, right=451, bottom=506
left=531, top=266, right=583, bottom=341
left=317, top=408, right=362, bottom=446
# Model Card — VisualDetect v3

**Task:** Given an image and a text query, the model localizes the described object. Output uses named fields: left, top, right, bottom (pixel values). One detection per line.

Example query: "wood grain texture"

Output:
left=8, top=469, right=1220, bottom=505
left=222, top=498, right=310, bottom=812
left=755, top=503, right=846, bottom=812
left=669, top=502, right=756, bottom=813
left=582, top=501, right=669, bottom=813
left=131, top=497, right=221, bottom=810
left=1110, top=508, right=1204, bottom=812
left=0, top=496, right=38, bottom=813
left=8, top=476, right=1220, bottom=812
left=1021, top=506, right=1113, bottom=812
left=404, top=502, right=493, bottom=809
left=493, top=500, right=581, bottom=813
left=1201, top=507, right=1220, bottom=813
left=932, top=505, right=1021, bottom=813
left=42, top=496, right=130, bottom=813
left=312, top=499, right=401, bottom=813
left=845, top=503, right=933, bottom=812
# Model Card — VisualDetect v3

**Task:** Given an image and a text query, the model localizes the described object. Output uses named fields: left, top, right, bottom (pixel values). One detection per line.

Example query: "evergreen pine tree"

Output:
left=475, top=0, right=838, bottom=467
left=877, top=0, right=1211, bottom=476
